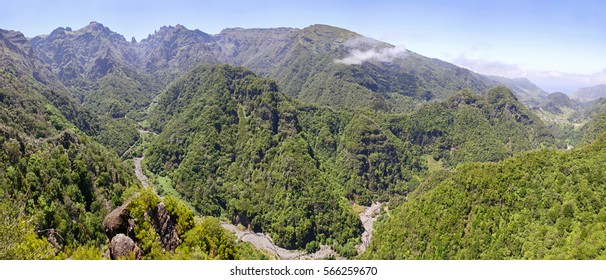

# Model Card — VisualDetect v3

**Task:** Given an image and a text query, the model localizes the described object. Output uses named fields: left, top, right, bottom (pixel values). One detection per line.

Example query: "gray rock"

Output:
left=102, top=203, right=131, bottom=239
left=147, top=202, right=180, bottom=251
left=109, top=233, right=141, bottom=260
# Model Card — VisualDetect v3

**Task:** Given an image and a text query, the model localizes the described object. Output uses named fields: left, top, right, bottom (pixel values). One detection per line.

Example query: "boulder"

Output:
left=102, top=203, right=131, bottom=239
left=109, top=233, right=141, bottom=260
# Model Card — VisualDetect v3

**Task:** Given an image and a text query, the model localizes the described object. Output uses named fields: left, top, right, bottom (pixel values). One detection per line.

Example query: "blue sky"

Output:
left=1, top=0, right=605, bottom=93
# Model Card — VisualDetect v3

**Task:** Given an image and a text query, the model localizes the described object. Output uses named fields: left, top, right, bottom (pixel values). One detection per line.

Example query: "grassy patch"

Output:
left=352, top=204, right=366, bottom=215
left=425, top=154, right=443, bottom=172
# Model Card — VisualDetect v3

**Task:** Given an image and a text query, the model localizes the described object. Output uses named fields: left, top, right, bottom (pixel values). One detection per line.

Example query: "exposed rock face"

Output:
left=109, top=233, right=141, bottom=260
left=103, top=201, right=180, bottom=259
left=147, top=202, right=180, bottom=251
left=102, top=203, right=132, bottom=240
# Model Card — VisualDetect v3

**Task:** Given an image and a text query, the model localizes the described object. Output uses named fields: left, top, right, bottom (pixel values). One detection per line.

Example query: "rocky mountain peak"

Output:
left=149, top=24, right=212, bottom=42
left=0, top=29, right=34, bottom=57
left=85, top=21, right=105, bottom=31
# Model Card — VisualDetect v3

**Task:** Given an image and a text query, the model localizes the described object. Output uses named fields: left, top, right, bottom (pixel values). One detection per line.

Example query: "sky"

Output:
left=1, top=0, right=605, bottom=93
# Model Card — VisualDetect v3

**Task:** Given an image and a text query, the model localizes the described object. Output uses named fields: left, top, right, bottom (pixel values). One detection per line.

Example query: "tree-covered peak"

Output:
left=486, top=85, right=520, bottom=103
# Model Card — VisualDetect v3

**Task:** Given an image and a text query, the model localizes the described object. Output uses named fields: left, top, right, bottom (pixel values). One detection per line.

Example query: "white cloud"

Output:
left=452, top=55, right=606, bottom=93
left=452, top=56, right=526, bottom=77
left=342, top=36, right=383, bottom=48
left=335, top=37, right=408, bottom=65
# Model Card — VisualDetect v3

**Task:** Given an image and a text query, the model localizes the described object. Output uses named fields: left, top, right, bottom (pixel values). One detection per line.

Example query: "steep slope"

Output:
left=214, top=27, right=299, bottom=70
left=137, top=24, right=508, bottom=112
left=146, top=64, right=365, bottom=250
left=30, top=22, right=158, bottom=112
left=0, top=29, right=96, bottom=134
left=137, top=24, right=220, bottom=84
left=365, top=132, right=606, bottom=259
left=574, top=98, right=606, bottom=145
left=384, top=86, right=555, bottom=167
left=296, top=106, right=423, bottom=205
left=0, top=30, right=142, bottom=258
left=31, top=22, right=162, bottom=155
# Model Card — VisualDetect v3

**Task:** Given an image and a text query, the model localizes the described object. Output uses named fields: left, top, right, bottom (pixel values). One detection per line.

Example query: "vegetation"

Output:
left=145, top=65, right=557, bottom=252
left=365, top=132, right=606, bottom=259
left=146, top=65, right=364, bottom=250
left=0, top=29, right=142, bottom=258
left=384, top=87, right=555, bottom=167
left=125, top=188, right=264, bottom=260
left=4, top=22, right=606, bottom=260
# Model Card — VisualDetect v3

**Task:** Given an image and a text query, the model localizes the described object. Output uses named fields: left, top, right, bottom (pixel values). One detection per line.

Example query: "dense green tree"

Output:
left=365, top=132, right=606, bottom=259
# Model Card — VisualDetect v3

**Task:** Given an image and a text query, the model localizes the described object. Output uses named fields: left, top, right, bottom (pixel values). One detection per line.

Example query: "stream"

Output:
left=130, top=129, right=382, bottom=258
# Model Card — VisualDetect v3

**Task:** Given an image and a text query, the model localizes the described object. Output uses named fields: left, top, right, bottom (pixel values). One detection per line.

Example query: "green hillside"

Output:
left=145, top=64, right=554, bottom=252
left=365, top=132, right=606, bottom=259
left=384, top=86, right=555, bottom=167
left=146, top=65, right=364, bottom=250
left=0, top=29, right=141, bottom=258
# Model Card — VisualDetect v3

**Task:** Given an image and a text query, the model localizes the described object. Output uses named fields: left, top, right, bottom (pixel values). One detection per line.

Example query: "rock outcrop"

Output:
left=147, top=202, right=180, bottom=251
left=102, top=203, right=133, bottom=240
left=103, top=201, right=180, bottom=258
left=109, top=233, right=141, bottom=260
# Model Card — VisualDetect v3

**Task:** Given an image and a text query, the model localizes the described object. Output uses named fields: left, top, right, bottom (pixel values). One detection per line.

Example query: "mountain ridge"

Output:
left=29, top=22, right=549, bottom=112
left=571, top=84, right=606, bottom=102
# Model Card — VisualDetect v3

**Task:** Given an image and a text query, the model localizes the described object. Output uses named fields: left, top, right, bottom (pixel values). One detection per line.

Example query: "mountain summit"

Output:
left=29, top=22, right=547, bottom=113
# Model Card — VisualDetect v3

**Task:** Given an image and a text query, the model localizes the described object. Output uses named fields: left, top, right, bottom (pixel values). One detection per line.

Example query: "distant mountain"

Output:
left=137, top=24, right=220, bottom=84
left=484, top=76, right=548, bottom=106
left=30, top=22, right=160, bottom=112
left=546, top=92, right=575, bottom=107
left=31, top=22, right=163, bottom=154
left=384, top=86, right=555, bottom=167
left=571, top=84, right=606, bottom=102
left=137, top=24, right=499, bottom=111
left=28, top=22, right=550, bottom=115
left=539, top=92, right=580, bottom=114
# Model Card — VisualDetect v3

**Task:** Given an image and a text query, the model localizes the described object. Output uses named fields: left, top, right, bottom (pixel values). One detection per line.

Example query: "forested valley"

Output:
left=2, top=22, right=606, bottom=259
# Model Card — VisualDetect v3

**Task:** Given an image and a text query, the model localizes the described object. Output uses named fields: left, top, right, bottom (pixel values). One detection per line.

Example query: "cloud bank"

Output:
left=453, top=55, right=606, bottom=93
left=335, top=37, right=408, bottom=65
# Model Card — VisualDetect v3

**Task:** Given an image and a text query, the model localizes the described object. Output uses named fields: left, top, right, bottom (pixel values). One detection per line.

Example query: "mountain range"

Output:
left=28, top=22, right=550, bottom=112
left=1, top=21, right=605, bottom=260
left=571, top=84, right=606, bottom=102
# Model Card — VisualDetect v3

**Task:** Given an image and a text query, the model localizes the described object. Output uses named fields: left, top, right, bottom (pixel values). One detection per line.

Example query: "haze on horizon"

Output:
left=2, top=0, right=604, bottom=93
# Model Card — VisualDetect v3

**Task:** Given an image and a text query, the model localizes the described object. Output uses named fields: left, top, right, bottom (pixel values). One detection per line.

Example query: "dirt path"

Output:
left=133, top=157, right=149, bottom=189
left=357, top=202, right=383, bottom=254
